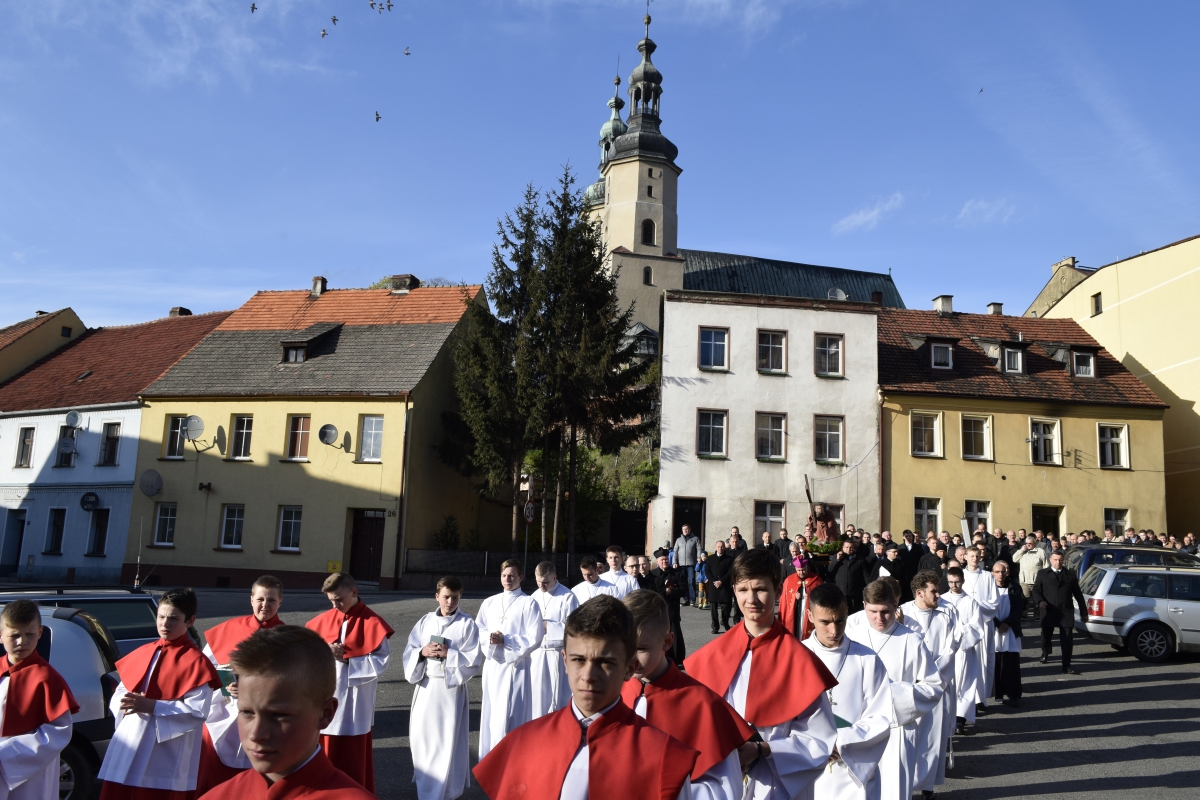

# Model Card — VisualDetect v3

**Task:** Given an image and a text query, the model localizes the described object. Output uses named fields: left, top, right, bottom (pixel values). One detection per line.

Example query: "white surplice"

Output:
left=321, top=624, right=391, bottom=737
left=723, top=651, right=836, bottom=800
left=961, top=568, right=999, bottom=702
left=845, top=615, right=942, bottom=800
left=97, top=650, right=214, bottom=792
left=562, top=699, right=690, bottom=800
left=943, top=591, right=984, bottom=723
left=631, top=693, right=742, bottom=800
left=476, top=589, right=544, bottom=758
left=899, top=600, right=958, bottom=791
left=599, top=569, right=639, bottom=599
left=993, top=593, right=1020, bottom=653
left=571, top=577, right=619, bottom=604
left=201, top=643, right=251, bottom=770
left=403, top=608, right=484, bottom=800
left=0, top=675, right=72, bottom=800
left=802, top=637, right=892, bottom=800
left=530, top=582, right=579, bottom=719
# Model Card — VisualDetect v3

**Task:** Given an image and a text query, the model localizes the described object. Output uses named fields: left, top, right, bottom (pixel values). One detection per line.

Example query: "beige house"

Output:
left=0, top=308, right=86, bottom=383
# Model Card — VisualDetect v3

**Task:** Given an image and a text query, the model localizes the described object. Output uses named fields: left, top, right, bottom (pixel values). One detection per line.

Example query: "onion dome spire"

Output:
left=585, top=74, right=627, bottom=208
left=610, top=13, right=677, bottom=164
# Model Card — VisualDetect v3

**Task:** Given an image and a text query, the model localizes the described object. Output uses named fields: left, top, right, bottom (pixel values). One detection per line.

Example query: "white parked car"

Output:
left=1079, top=564, right=1200, bottom=663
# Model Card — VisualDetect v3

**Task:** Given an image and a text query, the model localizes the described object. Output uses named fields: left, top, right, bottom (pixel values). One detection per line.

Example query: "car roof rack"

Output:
left=0, top=585, right=150, bottom=596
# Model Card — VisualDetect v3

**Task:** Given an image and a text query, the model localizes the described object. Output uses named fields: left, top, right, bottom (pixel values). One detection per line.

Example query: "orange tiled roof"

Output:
left=217, top=286, right=482, bottom=330
left=0, top=309, right=65, bottom=350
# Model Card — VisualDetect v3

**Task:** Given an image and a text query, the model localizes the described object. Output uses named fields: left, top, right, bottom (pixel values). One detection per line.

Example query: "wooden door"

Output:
left=349, top=509, right=386, bottom=582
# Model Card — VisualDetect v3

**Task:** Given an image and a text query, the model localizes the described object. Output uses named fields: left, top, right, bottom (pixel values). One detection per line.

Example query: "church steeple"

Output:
left=585, top=76, right=627, bottom=209
left=609, top=14, right=677, bottom=164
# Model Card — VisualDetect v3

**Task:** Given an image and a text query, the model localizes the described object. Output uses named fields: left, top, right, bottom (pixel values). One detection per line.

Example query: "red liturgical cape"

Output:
left=620, top=661, right=753, bottom=780
left=204, top=614, right=286, bottom=666
left=305, top=601, right=395, bottom=660
left=116, top=635, right=222, bottom=700
left=197, top=750, right=375, bottom=800
left=684, top=619, right=837, bottom=728
left=0, top=652, right=80, bottom=736
left=778, top=573, right=824, bottom=642
left=473, top=698, right=698, bottom=800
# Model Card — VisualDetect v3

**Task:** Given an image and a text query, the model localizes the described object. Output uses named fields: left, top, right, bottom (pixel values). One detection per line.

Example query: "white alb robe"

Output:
left=943, top=592, right=984, bottom=723
left=201, top=643, right=251, bottom=770
left=994, top=593, right=1020, bottom=653
left=403, top=608, right=484, bottom=800
left=571, top=578, right=618, bottom=604
left=0, top=675, right=73, bottom=800
left=97, top=650, right=214, bottom=791
left=802, top=637, right=892, bottom=800
left=476, top=589, right=544, bottom=758
left=561, top=699, right=690, bottom=800
left=899, top=600, right=958, bottom=790
left=321, top=624, right=391, bottom=737
left=962, top=568, right=999, bottom=701
left=530, top=582, right=579, bottom=719
left=723, top=651, right=837, bottom=800
left=599, top=569, right=639, bottom=599
left=846, top=615, right=942, bottom=800
left=631, top=694, right=742, bottom=800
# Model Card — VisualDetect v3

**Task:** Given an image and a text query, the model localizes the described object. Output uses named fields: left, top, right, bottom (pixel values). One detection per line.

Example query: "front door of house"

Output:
left=349, top=509, right=386, bottom=583
left=1031, top=505, right=1062, bottom=537
left=1, top=510, right=26, bottom=576
left=672, top=498, right=706, bottom=550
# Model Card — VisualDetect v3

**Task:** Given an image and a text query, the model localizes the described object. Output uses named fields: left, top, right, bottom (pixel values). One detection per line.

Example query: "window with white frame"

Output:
left=45, top=508, right=66, bottom=554
left=360, top=416, right=384, bottom=461
left=287, top=415, right=310, bottom=460
left=1104, top=508, right=1128, bottom=533
left=697, top=411, right=727, bottom=456
left=221, top=504, right=245, bottom=548
left=814, top=416, right=843, bottom=462
left=231, top=416, right=253, bottom=459
left=1099, top=424, right=1129, bottom=469
left=965, top=500, right=990, bottom=532
left=1073, top=352, right=1095, bottom=378
left=15, top=427, right=34, bottom=468
left=756, top=413, right=785, bottom=459
left=1030, top=419, right=1059, bottom=464
left=154, top=502, right=177, bottom=545
left=1004, top=348, right=1023, bottom=373
left=757, top=331, right=785, bottom=373
left=815, top=334, right=843, bottom=376
left=961, top=415, right=991, bottom=460
left=278, top=506, right=302, bottom=550
left=98, top=422, right=121, bottom=466
left=914, top=498, right=940, bottom=537
left=87, top=508, right=109, bottom=556
left=911, top=412, right=940, bottom=456
left=699, top=328, right=728, bottom=370
left=754, top=501, right=785, bottom=538
left=165, top=416, right=186, bottom=458
left=56, top=425, right=75, bottom=468
left=931, top=343, right=953, bottom=369
left=1091, top=293, right=1103, bottom=316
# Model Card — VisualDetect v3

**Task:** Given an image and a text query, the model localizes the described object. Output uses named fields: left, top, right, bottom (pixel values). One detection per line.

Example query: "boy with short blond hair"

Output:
left=0, top=600, right=79, bottom=800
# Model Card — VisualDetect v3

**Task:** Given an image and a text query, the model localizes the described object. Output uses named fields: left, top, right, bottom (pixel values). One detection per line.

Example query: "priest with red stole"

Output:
left=778, top=559, right=822, bottom=641
left=196, top=575, right=287, bottom=795
left=305, top=572, right=394, bottom=793
left=474, top=595, right=698, bottom=800
left=99, top=588, right=222, bottom=800
left=0, top=600, right=80, bottom=800
left=686, top=549, right=838, bottom=800
left=620, top=591, right=752, bottom=800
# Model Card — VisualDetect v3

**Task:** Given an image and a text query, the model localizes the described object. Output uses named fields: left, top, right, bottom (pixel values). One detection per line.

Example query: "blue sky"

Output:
left=3, top=1, right=1200, bottom=326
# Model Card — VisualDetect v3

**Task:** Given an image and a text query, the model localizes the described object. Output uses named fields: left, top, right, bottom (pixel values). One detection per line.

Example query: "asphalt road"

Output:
left=195, top=589, right=1200, bottom=800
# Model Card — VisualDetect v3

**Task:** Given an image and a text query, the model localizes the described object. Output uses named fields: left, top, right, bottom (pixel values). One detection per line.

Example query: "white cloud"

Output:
left=956, top=198, right=1015, bottom=227
left=832, top=192, right=903, bottom=235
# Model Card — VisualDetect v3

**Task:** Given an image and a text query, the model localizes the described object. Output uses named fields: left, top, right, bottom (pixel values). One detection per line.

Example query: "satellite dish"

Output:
left=57, top=438, right=77, bottom=455
left=827, top=287, right=848, bottom=301
left=181, top=415, right=206, bottom=441
left=138, top=469, right=163, bottom=497
left=64, top=410, right=81, bottom=428
left=318, top=424, right=339, bottom=446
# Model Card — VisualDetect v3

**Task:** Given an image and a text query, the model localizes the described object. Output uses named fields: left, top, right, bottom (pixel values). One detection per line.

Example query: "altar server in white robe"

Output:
left=573, top=556, right=619, bottom=603
left=404, top=576, right=484, bottom=800
left=476, top=559, right=543, bottom=758
left=900, top=570, right=959, bottom=798
left=601, top=545, right=641, bottom=598
left=802, top=584, right=893, bottom=800
left=529, top=561, right=578, bottom=718
left=846, top=580, right=942, bottom=800
left=961, top=548, right=999, bottom=703
left=943, top=567, right=984, bottom=731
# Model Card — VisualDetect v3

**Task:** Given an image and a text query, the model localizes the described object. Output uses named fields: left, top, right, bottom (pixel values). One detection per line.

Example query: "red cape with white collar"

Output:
left=197, top=750, right=374, bottom=799
left=305, top=601, right=394, bottom=660
left=0, top=652, right=80, bottom=736
left=204, top=614, right=285, bottom=666
left=116, top=634, right=222, bottom=700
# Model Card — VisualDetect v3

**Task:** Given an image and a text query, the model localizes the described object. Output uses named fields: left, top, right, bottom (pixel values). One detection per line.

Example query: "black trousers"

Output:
left=731, top=601, right=743, bottom=625
left=670, top=620, right=686, bottom=665
left=711, top=601, right=731, bottom=631
left=994, top=651, right=1022, bottom=699
left=1041, top=623, right=1074, bottom=669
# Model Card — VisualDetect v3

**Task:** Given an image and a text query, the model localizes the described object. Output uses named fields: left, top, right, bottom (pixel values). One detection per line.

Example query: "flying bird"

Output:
left=370, top=1, right=376, bottom=7
left=404, top=46, right=410, bottom=55
left=250, top=2, right=256, bottom=11
left=375, top=111, right=381, bottom=121
left=387, top=0, right=393, bottom=9
left=331, top=15, right=338, bottom=24
left=321, top=28, right=327, bottom=38
left=979, top=87, right=984, bottom=93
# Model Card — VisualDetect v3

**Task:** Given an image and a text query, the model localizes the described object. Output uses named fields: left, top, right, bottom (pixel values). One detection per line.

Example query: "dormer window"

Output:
left=283, top=346, right=306, bottom=363
left=1004, top=348, right=1023, bottom=373
left=931, top=343, right=953, bottom=369
left=1073, top=351, right=1095, bottom=377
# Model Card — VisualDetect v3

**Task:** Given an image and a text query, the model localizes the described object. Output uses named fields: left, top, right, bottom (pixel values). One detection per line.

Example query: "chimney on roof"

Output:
left=987, top=302, right=1004, bottom=315
left=389, top=274, right=421, bottom=293
left=169, top=307, right=193, bottom=317
left=1051, top=256, right=1076, bottom=274
left=871, top=291, right=884, bottom=305
left=933, top=295, right=954, bottom=316
left=35, top=310, right=48, bottom=316
left=311, top=276, right=328, bottom=298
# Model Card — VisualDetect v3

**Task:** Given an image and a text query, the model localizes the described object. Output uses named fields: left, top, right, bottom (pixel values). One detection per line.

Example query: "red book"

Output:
left=0, top=652, right=80, bottom=736
left=305, top=602, right=394, bottom=660
left=203, top=614, right=286, bottom=666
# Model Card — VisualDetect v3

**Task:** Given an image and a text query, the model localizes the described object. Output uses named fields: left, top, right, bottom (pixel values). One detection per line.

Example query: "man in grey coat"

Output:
left=673, top=524, right=700, bottom=606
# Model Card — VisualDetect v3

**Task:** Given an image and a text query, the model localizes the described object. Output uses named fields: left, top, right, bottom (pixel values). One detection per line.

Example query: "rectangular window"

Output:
left=914, top=498, right=939, bottom=537
left=1091, top=293, right=1103, bottom=316
left=278, top=506, right=302, bottom=551
left=757, top=331, right=785, bottom=373
left=360, top=416, right=384, bottom=461
left=231, top=416, right=253, bottom=459
left=87, top=508, right=110, bottom=556
left=1031, top=419, right=1059, bottom=464
left=98, top=422, right=121, bottom=466
left=931, top=344, right=953, bottom=369
left=45, top=508, right=66, bottom=554
left=287, top=415, right=311, bottom=460
left=911, top=413, right=939, bottom=456
left=1099, top=424, right=1128, bottom=469
left=165, top=416, right=186, bottom=458
left=1104, top=508, right=1129, bottom=534
left=154, top=503, right=177, bottom=546
left=815, top=334, right=844, bottom=377
left=1074, top=352, right=1095, bottom=378
left=814, top=416, right=843, bottom=462
left=961, top=416, right=990, bottom=460
left=697, top=411, right=727, bottom=456
left=754, top=501, right=785, bottom=539
left=15, top=427, right=34, bottom=468
left=283, top=346, right=306, bottom=363
left=221, top=505, right=245, bottom=549
left=965, top=500, right=989, bottom=533
left=56, top=425, right=76, bottom=468
left=756, top=413, right=785, bottom=459
left=699, top=328, right=728, bottom=370
left=1004, top=348, right=1022, bottom=373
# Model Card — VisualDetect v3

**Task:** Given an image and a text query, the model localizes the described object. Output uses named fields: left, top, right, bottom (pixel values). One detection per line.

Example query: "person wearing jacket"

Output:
left=1012, top=536, right=1049, bottom=617
left=1031, top=552, right=1088, bottom=674
left=991, top=561, right=1025, bottom=706
left=707, top=540, right=735, bottom=633
left=672, top=525, right=701, bottom=606
left=695, top=551, right=710, bottom=609
left=829, top=538, right=868, bottom=613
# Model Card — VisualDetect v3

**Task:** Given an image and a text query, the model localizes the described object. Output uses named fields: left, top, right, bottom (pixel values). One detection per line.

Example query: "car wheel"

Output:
left=59, top=742, right=95, bottom=800
left=1127, top=622, right=1174, bottom=663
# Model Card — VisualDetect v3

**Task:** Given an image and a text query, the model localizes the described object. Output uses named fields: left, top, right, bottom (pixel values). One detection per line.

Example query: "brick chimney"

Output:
left=169, top=307, right=193, bottom=317
left=389, top=274, right=421, bottom=293
left=311, top=276, right=328, bottom=298
left=987, top=302, right=1004, bottom=315
left=933, top=295, right=954, bottom=316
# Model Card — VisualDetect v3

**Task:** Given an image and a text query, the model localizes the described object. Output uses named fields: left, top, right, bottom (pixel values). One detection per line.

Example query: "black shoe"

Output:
left=1040, top=655, right=1049, bottom=664
left=1063, top=667, right=1080, bottom=675
left=1008, top=698, right=1021, bottom=707
left=923, top=792, right=937, bottom=800
left=955, top=717, right=967, bottom=736
left=711, top=628, right=720, bottom=634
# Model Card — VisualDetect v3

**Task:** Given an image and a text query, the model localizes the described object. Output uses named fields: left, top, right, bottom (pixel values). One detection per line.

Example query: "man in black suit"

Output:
left=650, top=547, right=687, bottom=663
left=1032, top=551, right=1089, bottom=674
left=707, top=539, right=735, bottom=633
left=829, top=538, right=868, bottom=613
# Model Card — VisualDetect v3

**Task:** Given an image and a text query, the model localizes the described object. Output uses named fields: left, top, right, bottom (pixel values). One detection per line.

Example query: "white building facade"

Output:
left=652, top=290, right=882, bottom=549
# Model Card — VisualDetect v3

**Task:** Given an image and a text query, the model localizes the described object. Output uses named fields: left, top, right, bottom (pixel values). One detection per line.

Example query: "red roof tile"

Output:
left=0, top=311, right=231, bottom=412
left=217, top=286, right=482, bottom=330
left=877, top=309, right=1165, bottom=408
left=0, top=309, right=66, bottom=351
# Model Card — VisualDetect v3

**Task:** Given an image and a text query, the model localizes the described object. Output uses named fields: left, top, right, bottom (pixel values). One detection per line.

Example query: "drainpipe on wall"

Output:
left=877, top=387, right=886, bottom=540
left=392, top=396, right=413, bottom=590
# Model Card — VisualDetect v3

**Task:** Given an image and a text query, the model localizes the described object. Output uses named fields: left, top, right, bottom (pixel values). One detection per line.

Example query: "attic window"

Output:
left=931, top=344, right=953, bottom=369
left=61, top=326, right=72, bottom=338
left=1004, top=348, right=1023, bottom=373
left=1073, top=352, right=1095, bottom=378
left=75, top=370, right=93, bottom=382
left=283, top=346, right=307, bottom=363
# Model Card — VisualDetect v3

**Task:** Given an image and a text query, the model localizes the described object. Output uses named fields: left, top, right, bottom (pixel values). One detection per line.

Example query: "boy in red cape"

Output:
left=474, top=595, right=698, bottom=800
left=0, top=599, right=80, bottom=800
left=620, top=591, right=752, bottom=800
left=196, top=575, right=288, bottom=795
left=98, top=587, right=222, bottom=800
left=198, top=625, right=374, bottom=800
left=778, top=559, right=823, bottom=641
left=685, top=549, right=838, bottom=800
left=305, top=572, right=394, bottom=792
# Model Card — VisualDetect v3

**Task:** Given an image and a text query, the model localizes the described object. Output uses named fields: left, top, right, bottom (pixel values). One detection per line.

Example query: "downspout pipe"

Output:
left=392, top=396, right=413, bottom=590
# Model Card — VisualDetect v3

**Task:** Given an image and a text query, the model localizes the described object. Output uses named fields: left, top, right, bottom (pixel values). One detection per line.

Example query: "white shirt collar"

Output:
left=570, top=697, right=620, bottom=727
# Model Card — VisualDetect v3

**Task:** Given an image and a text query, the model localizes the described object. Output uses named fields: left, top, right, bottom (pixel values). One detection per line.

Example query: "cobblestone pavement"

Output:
left=195, top=589, right=1200, bottom=800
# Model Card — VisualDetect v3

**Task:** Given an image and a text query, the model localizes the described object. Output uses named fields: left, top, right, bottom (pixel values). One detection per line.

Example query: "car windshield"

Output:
left=1108, top=573, right=1168, bottom=598
left=1080, top=566, right=1105, bottom=596
left=59, top=599, right=159, bottom=642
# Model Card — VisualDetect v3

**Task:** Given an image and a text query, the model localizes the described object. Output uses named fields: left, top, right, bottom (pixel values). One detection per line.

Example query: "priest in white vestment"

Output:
left=802, top=584, right=893, bottom=800
left=476, top=559, right=544, bottom=758
left=943, top=567, right=984, bottom=730
left=573, top=556, right=619, bottom=603
left=530, top=562, right=579, bottom=719
left=846, top=580, right=942, bottom=800
left=961, top=549, right=999, bottom=704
